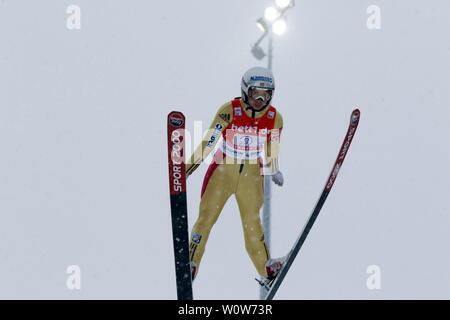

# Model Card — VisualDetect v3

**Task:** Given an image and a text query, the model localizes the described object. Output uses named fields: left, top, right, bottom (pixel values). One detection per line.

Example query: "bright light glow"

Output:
left=275, top=0, right=292, bottom=9
left=272, top=19, right=287, bottom=35
left=264, top=7, right=280, bottom=22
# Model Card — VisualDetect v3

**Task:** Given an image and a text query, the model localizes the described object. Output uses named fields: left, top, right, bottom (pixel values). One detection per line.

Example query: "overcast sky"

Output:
left=0, top=0, right=449, bottom=299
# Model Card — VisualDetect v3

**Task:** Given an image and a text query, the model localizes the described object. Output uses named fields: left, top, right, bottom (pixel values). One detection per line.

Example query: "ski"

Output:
left=262, top=109, right=361, bottom=300
left=167, top=111, right=193, bottom=300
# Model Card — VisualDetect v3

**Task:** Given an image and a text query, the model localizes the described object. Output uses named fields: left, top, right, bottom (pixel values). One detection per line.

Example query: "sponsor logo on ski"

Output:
left=171, top=163, right=184, bottom=192
left=170, top=129, right=184, bottom=193
left=170, top=130, right=183, bottom=165
left=326, top=163, right=341, bottom=189
left=169, top=115, right=183, bottom=127
left=338, top=127, right=356, bottom=160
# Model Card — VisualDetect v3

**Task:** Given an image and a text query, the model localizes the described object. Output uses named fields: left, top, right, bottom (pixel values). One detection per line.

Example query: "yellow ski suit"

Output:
left=186, top=98, right=283, bottom=277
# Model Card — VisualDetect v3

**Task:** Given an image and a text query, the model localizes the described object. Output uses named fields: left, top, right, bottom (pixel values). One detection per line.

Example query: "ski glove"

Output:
left=272, top=170, right=284, bottom=186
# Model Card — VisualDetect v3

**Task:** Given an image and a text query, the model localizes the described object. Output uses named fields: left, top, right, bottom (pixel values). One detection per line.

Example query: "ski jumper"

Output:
left=186, top=98, right=283, bottom=277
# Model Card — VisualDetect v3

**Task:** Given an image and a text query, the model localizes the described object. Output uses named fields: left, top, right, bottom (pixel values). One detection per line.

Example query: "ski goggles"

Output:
left=248, top=88, right=272, bottom=102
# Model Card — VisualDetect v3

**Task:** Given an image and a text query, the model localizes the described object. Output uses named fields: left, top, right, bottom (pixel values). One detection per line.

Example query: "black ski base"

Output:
left=170, top=193, right=193, bottom=300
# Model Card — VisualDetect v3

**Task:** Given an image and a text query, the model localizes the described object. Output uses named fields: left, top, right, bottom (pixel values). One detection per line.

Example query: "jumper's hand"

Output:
left=272, top=170, right=284, bottom=187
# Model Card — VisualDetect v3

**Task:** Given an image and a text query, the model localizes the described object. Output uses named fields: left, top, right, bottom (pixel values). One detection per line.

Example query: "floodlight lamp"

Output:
left=256, top=17, right=267, bottom=32
left=264, top=7, right=280, bottom=22
left=275, top=0, right=292, bottom=9
left=272, top=18, right=287, bottom=35
left=251, top=44, right=266, bottom=60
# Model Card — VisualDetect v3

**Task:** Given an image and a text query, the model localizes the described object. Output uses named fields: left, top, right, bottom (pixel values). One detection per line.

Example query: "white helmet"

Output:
left=241, top=66, right=275, bottom=105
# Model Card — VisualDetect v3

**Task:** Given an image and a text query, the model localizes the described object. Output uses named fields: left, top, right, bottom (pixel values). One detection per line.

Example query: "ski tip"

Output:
left=168, top=111, right=184, bottom=118
left=350, top=108, right=360, bottom=125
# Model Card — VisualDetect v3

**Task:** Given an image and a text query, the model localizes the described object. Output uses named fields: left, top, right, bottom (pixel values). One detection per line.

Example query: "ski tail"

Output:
left=167, top=111, right=193, bottom=300
left=264, top=109, right=361, bottom=300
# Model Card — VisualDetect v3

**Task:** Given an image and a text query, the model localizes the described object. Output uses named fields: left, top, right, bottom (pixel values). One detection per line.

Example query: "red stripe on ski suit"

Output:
left=201, top=150, right=226, bottom=198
